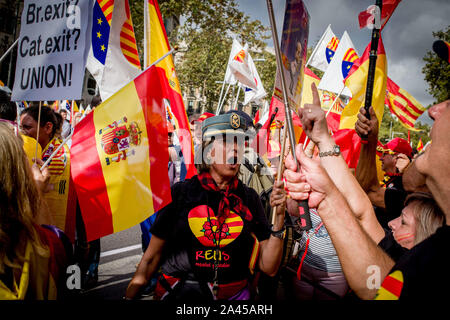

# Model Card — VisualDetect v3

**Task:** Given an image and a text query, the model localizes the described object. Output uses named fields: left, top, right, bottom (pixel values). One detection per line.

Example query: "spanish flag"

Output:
left=144, top=0, right=196, bottom=179
left=70, top=66, right=172, bottom=241
left=385, top=77, right=426, bottom=131
left=339, top=36, right=388, bottom=130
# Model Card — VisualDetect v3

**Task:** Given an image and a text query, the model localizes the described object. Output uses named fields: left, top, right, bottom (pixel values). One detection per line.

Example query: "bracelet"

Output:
left=270, top=225, right=286, bottom=239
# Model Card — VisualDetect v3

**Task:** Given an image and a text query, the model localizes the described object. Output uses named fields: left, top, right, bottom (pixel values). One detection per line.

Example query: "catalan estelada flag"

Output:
left=70, top=66, right=172, bottom=241
left=144, top=0, right=196, bottom=179
left=385, top=77, right=426, bottom=130
left=339, top=36, right=388, bottom=130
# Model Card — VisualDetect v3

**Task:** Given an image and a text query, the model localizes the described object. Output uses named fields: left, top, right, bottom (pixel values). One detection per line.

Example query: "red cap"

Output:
left=377, top=137, right=412, bottom=158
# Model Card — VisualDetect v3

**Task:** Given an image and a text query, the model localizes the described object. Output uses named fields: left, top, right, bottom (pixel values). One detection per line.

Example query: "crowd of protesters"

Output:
left=0, top=42, right=449, bottom=302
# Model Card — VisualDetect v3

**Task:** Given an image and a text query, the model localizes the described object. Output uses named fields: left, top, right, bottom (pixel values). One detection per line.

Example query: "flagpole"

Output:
left=216, top=82, right=232, bottom=115
left=305, top=24, right=331, bottom=68
left=362, top=0, right=383, bottom=141
left=34, top=101, right=42, bottom=165
left=71, top=100, right=74, bottom=125
left=232, top=84, right=242, bottom=110
left=217, top=80, right=226, bottom=110
left=271, top=124, right=288, bottom=225
left=266, top=0, right=312, bottom=231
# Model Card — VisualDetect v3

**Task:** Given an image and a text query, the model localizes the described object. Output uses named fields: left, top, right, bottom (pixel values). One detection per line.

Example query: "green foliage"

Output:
left=422, top=25, right=450, bottom=104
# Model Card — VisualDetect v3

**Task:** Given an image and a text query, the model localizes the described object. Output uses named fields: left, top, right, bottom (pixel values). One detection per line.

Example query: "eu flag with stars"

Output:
left=92, top=1, right=111, bottom=65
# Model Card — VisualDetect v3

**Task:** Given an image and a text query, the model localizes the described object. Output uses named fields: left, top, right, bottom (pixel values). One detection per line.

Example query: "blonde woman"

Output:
left=0, top=122, right=68, bottom=299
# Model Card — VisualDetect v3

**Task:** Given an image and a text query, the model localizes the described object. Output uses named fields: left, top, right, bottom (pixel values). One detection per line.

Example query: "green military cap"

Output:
left=202, top=112, right=248, bottom=141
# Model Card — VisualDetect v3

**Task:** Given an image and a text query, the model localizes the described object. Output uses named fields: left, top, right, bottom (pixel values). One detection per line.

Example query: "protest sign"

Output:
left=273, top=0, right=309, bottom=111
left=11, top=0, right=92, bottom=102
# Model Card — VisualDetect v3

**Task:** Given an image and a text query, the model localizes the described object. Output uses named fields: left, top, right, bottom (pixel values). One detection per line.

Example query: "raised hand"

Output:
left=284, top=144, right=334, bottom=209
left=31, top=158, right=51, bottom=193
left=300, top=82, right=330, bottom=147
left=394, top=153, right=411, bottom=173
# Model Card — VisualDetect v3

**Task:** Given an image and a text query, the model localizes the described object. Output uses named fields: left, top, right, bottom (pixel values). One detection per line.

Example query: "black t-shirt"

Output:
left=375, top=225, right=450, bottom=300
left=375, top=176, right=406, bottom=229
left=150, top=175, right=271, bottom=284
left=378, top=229, right=408, bottom=262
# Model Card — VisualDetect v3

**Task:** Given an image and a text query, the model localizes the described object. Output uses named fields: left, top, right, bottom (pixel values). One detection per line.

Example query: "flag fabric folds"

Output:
left=223, top=39, right=243, bottom=85
left=318, top=31, right=358, bottom=97
left=144, top=0, right=196, bottom=179
left=385, top=77, right=426, bottom=130
left=86, top=0, right=141, bottom=101
left=358, top=0, right=402, bottom=30
left=229, top=44, right=258, bottom=90
left=339, top=36, right=388, bottom=130
left=70, top=66, right=172, bottom=242
left=307, top=25, right=339, bottom=72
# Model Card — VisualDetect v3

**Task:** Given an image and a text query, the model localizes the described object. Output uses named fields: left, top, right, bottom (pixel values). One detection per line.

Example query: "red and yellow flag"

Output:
left=417, top=138, right=424, bottom=152
left=144, top=0, right=196, bottom=178
left=385, top=77, right=426, bottom=130
left=339, top=36, right=388, bottom=130
left=70, top=66, right=172, bottom=241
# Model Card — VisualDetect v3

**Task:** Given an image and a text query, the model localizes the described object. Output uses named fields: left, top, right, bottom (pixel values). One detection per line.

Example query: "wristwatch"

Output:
left=319, top=145, right=340, bottom=157
left=270, top=225, right=286, bottom=240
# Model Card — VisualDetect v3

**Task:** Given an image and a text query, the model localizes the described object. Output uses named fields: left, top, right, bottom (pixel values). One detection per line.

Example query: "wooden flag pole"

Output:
left=34, top=101, right=42, bottom=165
left=216, top=82, right=232, bottom=115
left=266, top=0, right=312, bottom=230
left=0, top=38, right=18, bottom=64
left=40, top=49, right=177, bottom=172
left=362, top=0, right=383, bottom=141
left=271, top=124, right=287, bottom=225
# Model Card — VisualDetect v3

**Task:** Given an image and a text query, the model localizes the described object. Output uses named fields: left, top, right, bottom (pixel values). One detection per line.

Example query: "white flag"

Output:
left=307, top=25, right=339, bottom=72
left=243, top=51, right=266, bottom=105
left=317, top=31, right=358, bottom=97
left=86, top=0, right=141, bottom=101
left=223, top=39, right=243, bottom=85
left=229, top=44, right=258, bottom=90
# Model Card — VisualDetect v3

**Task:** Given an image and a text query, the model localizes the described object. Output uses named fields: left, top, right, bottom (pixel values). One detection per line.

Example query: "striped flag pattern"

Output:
left=385, top=77, right=426, bottom=130
left=120, top=0, right=141, bottom=69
